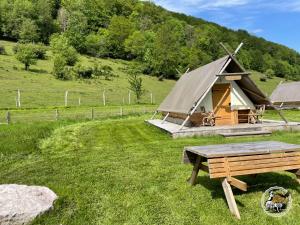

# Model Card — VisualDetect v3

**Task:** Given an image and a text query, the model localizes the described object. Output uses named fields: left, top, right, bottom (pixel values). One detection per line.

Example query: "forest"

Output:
left=0, top=0, right=300, bottom=80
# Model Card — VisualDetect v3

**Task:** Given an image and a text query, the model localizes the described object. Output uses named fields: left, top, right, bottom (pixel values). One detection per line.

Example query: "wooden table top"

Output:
left=184, top=141, right=300, bottom=159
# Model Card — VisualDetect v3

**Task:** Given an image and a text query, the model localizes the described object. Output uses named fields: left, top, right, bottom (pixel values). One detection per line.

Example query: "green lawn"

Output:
left=0, top=105, right=157, bottom=124
left=1, top=115, right=300, bottom=225
left=265, top=110, right=300, bottom=122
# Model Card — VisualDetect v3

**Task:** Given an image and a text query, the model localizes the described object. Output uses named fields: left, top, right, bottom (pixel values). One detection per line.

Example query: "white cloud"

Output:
left=151, top=0, right=300, bottom=13
left=251, top=28, right=263, bottom=34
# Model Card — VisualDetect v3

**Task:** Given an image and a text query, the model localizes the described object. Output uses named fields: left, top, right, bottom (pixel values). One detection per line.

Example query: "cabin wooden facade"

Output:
left=156, top=43, right=273, bottom=129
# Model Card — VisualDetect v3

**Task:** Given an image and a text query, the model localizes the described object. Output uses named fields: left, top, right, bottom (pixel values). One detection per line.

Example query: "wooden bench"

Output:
left=183, top=141, right=300, bottom=219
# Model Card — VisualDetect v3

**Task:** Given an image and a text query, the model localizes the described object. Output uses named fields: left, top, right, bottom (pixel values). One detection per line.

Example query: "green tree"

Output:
left=19, top=19, right=39, bottom=42
left=150, top=19, right=185, bottom=78
left=125, top=31, right=155, bottom=60
left=106, top=15, right=134, bottom=58
left=265, top=68, right=275, bottom=79
left=85, top=33, right=102, bottom=57
left=64, top=11, right=88, bottom=52
left=50, top=34, right=78, bottom=66
left=52, top=54, right=68, bottom=80
left=128, top=73, right=144, bottom=103
left=15, top=43, right=38, bottom=70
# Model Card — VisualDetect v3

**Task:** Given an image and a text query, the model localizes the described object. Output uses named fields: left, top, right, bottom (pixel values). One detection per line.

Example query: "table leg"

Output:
left=189, top=155, right=202, bottom=185
left=221, top=178, right=241, bottom=219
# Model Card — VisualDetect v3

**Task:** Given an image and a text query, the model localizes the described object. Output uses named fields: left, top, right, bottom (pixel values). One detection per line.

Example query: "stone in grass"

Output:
left=0, top=184, right=57, bottom=225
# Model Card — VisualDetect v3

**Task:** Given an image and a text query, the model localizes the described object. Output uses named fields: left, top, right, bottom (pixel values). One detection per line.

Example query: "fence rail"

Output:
left=0, top=105, right=157, bottom=124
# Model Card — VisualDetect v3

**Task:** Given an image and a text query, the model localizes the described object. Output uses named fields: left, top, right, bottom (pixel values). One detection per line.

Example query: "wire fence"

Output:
left=0, top=89, right=159, bottom=109
left=0, top=105, right=157, bottom=124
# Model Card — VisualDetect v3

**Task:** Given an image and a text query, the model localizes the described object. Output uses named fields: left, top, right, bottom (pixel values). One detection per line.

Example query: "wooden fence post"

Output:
left=6, top=111, right=11, bottom=124
left=16, top=89, right=21, bottom=108
left=65, top=90, right=68, bottom=107
left=55, top=109, right=59, bottom=121
left=78, top=97, right=81, bottom=106
left=120, top=107, right=123, bottom=116
left=150, top=92, right=153, bottom=104
left=91, top=108, right=94, bottom=120
left=103, top=91, right=106, bottom=106
left=128, top=91, right=131, bottom=105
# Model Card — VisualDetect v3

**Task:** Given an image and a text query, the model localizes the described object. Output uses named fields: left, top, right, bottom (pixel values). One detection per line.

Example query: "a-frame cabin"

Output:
left=153, top=43, right=283, bottom=129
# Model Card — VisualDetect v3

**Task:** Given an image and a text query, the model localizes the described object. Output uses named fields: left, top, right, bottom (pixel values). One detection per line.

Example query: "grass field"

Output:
left=1, top=114, right=300, bottom=225
left=0, top=105, right=157, bottom=124
left=0, top=40, right=174, bottom=108
left=0, top=40, right=287, bottom=109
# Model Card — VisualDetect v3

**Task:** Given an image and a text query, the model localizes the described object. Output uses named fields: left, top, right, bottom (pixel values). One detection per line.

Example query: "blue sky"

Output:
left=152, top=0, right=300, bottom=53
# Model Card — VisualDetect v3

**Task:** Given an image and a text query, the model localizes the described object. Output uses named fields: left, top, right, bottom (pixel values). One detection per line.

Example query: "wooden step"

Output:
left=219, top=130, right=272, bottom=138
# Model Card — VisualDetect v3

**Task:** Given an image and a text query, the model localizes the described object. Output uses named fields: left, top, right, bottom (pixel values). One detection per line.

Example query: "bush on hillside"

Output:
left=50, top=34, right=78, bottom=66
left=0, top=45, right=6, bottom=55
left=15, top=44, right=38, bottom=70
left=260, top=76, right=267, bottom=82
left=265, top=68, right=275, bottom=79
left=93, top=65, right=116, bottom=80
left=73, top=64, right=93, bottom=79
left=32, top=44, right=47, bottom=59
left=52, top=55, right=73, bottom=80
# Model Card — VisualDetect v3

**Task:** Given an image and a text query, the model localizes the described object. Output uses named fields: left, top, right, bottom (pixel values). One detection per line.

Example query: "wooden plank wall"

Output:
left=208, top=152, right=300, bottom=178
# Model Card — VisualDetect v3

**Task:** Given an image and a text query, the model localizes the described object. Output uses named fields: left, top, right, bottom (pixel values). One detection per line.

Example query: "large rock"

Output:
left=0, top=184, right=57, bottom=225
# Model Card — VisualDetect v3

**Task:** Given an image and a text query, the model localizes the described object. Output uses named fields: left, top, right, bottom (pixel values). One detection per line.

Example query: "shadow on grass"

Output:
left=29, top=68, right=48, bottom=74
left=194, top=172, right=300, bottom=208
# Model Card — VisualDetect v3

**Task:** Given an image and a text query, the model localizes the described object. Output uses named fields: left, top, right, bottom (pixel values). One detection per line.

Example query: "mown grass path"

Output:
left=1, top=116, right=300, bottom=224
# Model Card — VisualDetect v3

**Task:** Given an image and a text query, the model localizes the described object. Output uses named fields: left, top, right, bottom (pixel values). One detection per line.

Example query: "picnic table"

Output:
left=183, top=141, right=300, bottom=219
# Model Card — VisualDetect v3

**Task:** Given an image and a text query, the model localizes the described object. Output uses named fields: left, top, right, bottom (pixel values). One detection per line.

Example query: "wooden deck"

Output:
left=146, top=119, right=300, bottom=138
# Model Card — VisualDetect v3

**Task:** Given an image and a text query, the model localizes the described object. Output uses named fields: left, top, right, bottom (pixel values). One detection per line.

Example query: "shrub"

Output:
left=50, top=34, right=78, bottom=66
left=0, top=45, right=6, bottom=55
left=32, top=44, right=47, bottom=59
left=93, top=65, right=115, bottom=80
left=128, top=72, right=145, bottom=103
left=265, top=68, right=275, bottom=79
left=73, top=64, right=93, bottom=79
left=15, top=44, right=38, bottom=70
left=260, top=76, right=267, bottom=82
left=52, top=55, right=71, bottom=80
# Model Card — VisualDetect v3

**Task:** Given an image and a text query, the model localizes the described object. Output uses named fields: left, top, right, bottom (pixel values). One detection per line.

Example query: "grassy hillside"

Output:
left=0, top=40, right=174, bottom=108
left=1, top=0, right=300, bottom=80
left=1, top=116, right=300, bottom=224
left=0, top=40, right=287, bottom=109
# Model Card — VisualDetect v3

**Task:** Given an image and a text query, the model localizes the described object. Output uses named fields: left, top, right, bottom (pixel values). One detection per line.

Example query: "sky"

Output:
left=151, top=0, right=300, bottom=53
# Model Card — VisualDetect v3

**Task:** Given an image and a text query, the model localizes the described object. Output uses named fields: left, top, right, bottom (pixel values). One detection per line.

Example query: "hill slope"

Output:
left=0, top=40, right=286, bottom=109
left=0, top=40, right=174, bottom=108
left=0, top=0, right=299, bottom=80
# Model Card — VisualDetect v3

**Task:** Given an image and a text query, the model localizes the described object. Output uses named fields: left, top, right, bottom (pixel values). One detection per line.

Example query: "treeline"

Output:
left=1, top=0, right=300, bottom=80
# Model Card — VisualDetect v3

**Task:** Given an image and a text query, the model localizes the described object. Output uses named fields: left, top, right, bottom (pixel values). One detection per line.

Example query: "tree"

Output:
left=15, top=44, right=37, bottom=70
left=106, top=15, right=134, bottom=58
left=149, top=18, right=185, bottom=78
left=52, top=54, right=69, bottom=80
left=265, top=69, right=275, bottom=79
left=50, top=34, right=78, bottom=66
left=124, top=31, right=155, bottom=60
left=85, top=33, right=102, bottom=57
left=19, top=19, right=39, bottom=42
left=64, top=11, right=88, bottom=52
left=128, top=73, right=144, bottom=103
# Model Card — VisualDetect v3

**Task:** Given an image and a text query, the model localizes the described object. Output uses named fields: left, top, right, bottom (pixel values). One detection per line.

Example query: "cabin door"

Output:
left=212, top=83, right=235, bottom=126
